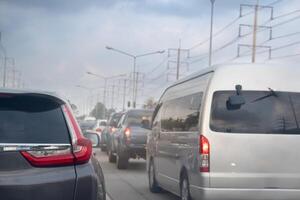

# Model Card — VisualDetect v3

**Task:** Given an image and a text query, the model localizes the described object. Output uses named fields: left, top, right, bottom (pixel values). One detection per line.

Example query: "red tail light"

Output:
left=21, top=104, right=92, bottom=167
left=124, top=127, right=131, bottom=145
left=199, top=135, right=210, bottom=172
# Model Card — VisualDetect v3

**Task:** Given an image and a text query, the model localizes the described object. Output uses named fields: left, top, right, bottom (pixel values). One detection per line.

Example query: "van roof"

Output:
left=170, top=63, right=286, bottom=86
left=163, top=63, right=300, bottom=96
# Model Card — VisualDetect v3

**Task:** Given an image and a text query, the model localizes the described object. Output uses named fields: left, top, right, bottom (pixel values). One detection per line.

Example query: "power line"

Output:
left=272, top=15, right=300, bottom=28
left=273, top=9, right=300, bottom=19
left=272, top=31, right=300, bottom=40
left=272, top=40, right=300, bottom=51
left=271, top=53, right=300, bottom=59
left=145, top=56, right=169, bottom=75
left=189, top=16, right=240, bottom=50
left=189, top=0, right=285, bottom=51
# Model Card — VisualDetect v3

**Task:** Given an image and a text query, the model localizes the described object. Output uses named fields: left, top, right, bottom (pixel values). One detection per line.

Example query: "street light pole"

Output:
left=105, top=46, right=164, bottom=108
left=252, top=0, right=259, bottom=63
left=3, top=57, right=7, bottom=87
left=86, top=72, right=126, bottom=113
left=3, top=57, right=15, bottom=88
left=103, top=78, right=108, bottom=118
left=122, top=79, right=127, bottom=111
left=133, top=57, right=136, bottom=108
left=208, top=0, right=215, bottom=67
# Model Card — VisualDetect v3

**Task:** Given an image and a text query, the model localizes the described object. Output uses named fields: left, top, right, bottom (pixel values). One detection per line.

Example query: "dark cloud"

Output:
left=0, top=0, right=257, bottom=18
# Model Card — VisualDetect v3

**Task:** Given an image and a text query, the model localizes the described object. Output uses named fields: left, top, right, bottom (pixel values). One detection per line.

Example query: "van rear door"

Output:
left=208, top=90, right=300, bottom=189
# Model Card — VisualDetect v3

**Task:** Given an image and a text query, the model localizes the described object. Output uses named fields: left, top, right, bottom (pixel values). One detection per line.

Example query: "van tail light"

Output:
left=21, top=104, right=92, bottom=167
left=96, top=128, right=102, bottom=132
left=124, top=127, right=131, bottom=145
left=199, top=135, right=210, bottom=173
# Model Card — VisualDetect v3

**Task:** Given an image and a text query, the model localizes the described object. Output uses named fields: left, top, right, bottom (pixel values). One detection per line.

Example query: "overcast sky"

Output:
left=1, top=0, right=300, bottom=115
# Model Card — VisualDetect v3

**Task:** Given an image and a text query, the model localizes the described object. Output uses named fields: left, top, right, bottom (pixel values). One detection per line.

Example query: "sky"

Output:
left=0, top=0, right=300, bottom=115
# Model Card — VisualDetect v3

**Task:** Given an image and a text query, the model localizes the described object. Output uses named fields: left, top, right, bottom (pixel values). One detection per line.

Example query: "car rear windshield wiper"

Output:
left=251, top=88, right=278, bottom=103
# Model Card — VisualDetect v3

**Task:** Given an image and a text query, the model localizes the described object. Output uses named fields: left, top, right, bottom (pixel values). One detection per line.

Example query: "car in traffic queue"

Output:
left=103, top=112, right=124, bottom=154
left=0, top=89, right=106, bottom=200
left=147, top=64, right=300, bottom=200
left=109, top=109, right=153, bottom=169
left=93, top=119, right=107, bottom=134
left=79, top=118, right=97, bottom=133
left=93, top=119, right=108, bottom=150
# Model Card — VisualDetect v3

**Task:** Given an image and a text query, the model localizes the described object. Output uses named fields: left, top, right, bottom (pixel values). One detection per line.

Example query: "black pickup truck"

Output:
left=108, top=109, right=153, bottom=169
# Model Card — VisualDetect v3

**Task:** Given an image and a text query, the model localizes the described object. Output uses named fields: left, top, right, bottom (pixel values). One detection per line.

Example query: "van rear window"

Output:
left=210, top=91, right=300, bottom=134
left=0, top=94, right=70, bottom=144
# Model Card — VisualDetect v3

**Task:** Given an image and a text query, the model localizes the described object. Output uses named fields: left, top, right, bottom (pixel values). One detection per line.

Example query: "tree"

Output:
left=143, top=97, right=157, bottom=109
left=90, top=102, right=107, bottom=119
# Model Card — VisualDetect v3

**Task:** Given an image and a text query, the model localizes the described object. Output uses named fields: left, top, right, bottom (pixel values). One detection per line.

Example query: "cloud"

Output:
left=1, top=0, right=300, bottom=114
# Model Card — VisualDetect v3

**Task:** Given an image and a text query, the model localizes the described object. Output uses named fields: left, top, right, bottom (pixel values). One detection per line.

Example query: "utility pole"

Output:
left=3, top=57, right=7, bottom=87
left=134, top=72, right=140, bottom=108
left=122, top=79, right=127, bottom=111
left=238, top=2, right=273, bottom=62
left=111, top=84, right=115, bottom=109
left=209, top=0, right=215, bottom=66
left=168, top=42, right=190, bottom=81
left=133, top=58, right=136, bottom=108
left=3, top=57, right=14, bottom=88
left=176, top=40, right=181, bottom=80
left=103, top=79, right=107, bottom=111
left=252, top=0, right=259, bottom=63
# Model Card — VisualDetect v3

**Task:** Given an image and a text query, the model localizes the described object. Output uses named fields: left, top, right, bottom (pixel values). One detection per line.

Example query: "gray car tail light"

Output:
left=21, top=104, right=92, bottom=167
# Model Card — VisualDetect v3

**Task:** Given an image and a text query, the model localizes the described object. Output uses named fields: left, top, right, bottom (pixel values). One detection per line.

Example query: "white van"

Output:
left=147, top=64, right=300, bottom=200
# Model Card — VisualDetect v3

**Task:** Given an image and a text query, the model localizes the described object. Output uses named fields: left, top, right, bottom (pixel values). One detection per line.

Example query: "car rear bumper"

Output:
left=191, top=186, right=300, bottom=200
left=127, top=144, right=146, bottom=158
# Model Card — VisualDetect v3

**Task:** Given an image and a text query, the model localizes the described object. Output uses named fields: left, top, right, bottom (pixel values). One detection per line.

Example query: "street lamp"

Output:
left=208, top=0, right=216, bottom=67
left=2, top=57, right=15, bottom=88
left=75, top=85, right=94, bottom=116
left=105, top=46, right=165, bottom=108
left=86, top=72, right=126, bottom=114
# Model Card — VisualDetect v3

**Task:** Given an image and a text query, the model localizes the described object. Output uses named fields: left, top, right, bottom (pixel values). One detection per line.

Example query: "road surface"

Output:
left=95, top=150, right=179, bottom=200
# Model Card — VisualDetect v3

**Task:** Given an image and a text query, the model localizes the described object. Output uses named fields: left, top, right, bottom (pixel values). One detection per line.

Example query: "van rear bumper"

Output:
left=191, top=186, right=300, bottom=200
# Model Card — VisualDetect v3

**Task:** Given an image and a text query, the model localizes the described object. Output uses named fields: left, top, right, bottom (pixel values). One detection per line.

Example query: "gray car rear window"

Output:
left=127, top=110, right=153, bottom=128
left=210, top=91, right=300, bottom=134
left=0, top=94, right=70, bottom=144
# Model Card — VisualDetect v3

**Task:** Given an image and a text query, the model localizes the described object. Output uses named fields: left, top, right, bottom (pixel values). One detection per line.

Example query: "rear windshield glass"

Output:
left=127, top=110, right=153, bottom=128
left=109, top=113, right=122, bottom=126
left=0, top=94, right=70, bottom=144
left=99, top=121, right=107, bottom=126
left=210, top=91, right=300, bottom=134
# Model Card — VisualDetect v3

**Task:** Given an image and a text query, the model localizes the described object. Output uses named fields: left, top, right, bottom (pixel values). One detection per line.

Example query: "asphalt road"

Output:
left=95, top=150, right=180, bottom=200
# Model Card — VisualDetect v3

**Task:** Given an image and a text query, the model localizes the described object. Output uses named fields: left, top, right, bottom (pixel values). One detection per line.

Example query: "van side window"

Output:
left=161, top=93, right=203, bottom=132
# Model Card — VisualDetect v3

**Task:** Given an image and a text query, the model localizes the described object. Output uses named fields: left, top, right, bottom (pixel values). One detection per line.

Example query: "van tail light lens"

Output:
left=96, top=128, right=102, bottom=132
left=124, top=127, right=131, bottom=145
left=21, top=104, right=92, bottom=167
left=199, top=135, right=210, bottom=173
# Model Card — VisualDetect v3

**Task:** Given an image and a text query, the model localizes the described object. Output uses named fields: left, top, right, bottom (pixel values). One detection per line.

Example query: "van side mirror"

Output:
left=226, top=84, right=246, bottom=110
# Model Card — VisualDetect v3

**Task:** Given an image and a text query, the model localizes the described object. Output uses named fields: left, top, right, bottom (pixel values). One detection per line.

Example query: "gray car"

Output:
left=109, top=109, right=153, bottom=169
left=0, top=89, right=106, bottom=200
left=147, top=64, right=300, bottom=200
